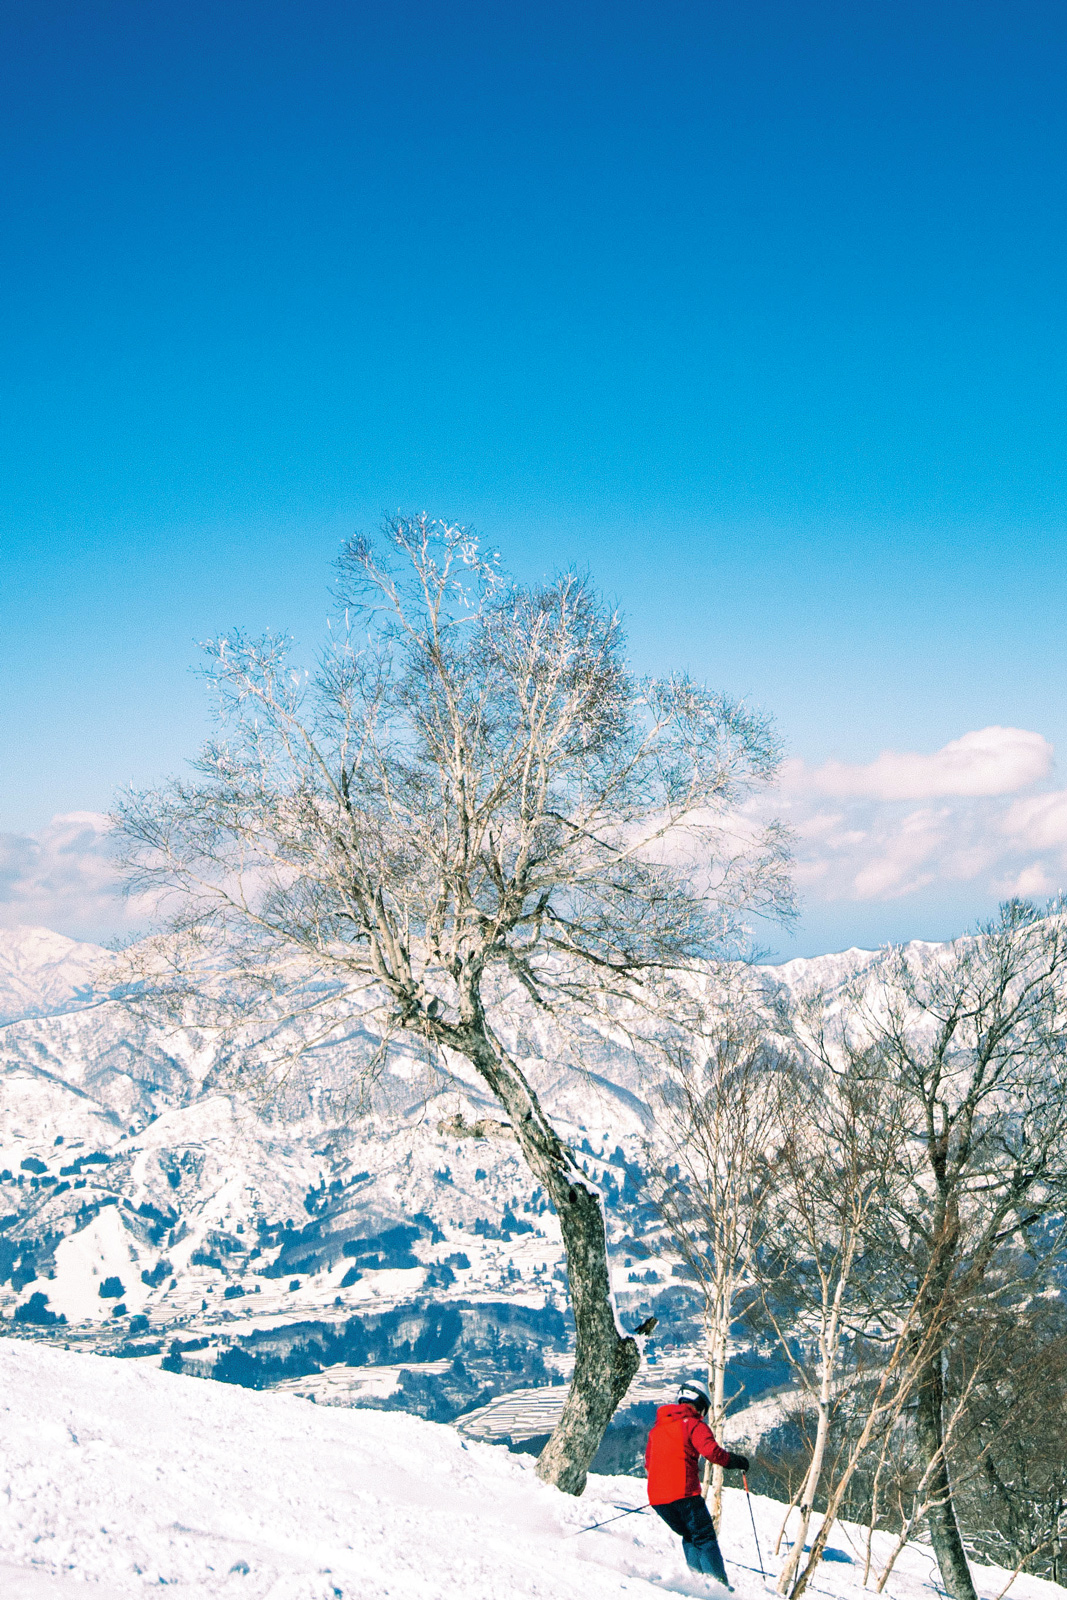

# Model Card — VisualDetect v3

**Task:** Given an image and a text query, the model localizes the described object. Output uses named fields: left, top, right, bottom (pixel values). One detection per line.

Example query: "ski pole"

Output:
left=566, top=1504, right=649, bottom=1538
left=743, top=1473, right=766, bottom=1580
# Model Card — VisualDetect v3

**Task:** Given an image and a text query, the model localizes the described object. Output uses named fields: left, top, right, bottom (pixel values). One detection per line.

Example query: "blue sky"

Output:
left=3, top=1, right=1067, bottom=955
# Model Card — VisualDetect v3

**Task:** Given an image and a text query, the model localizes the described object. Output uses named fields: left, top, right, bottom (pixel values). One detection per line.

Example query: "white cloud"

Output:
left=1004, top=863, right=1059, bottom=898
left=1002, top=789, right=1067, bottom=850
left=850, top=808, right=950, bottom=900
left=5, top=726, right=1067, bottom=944
left=752, top=724, right=1067, bottom=914
left=0, top=813, right=150, bottom=942
left=782, top=726, right=1052, bottom=802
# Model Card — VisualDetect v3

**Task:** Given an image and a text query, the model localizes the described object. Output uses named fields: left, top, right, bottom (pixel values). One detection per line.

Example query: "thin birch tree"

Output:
left=763, top=1054, right=910, bottom=1594
left=649, top=1003, right=783, bottom=1525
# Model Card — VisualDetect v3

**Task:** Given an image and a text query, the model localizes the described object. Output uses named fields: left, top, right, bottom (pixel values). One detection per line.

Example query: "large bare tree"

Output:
left=114, top=515, right=793, bottom=1493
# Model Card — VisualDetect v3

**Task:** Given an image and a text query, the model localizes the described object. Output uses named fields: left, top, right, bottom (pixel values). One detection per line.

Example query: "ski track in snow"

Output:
left=1, top=1340, right=1065, bottom=1600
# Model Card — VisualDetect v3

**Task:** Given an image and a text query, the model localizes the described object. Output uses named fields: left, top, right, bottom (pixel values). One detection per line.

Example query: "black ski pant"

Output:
left=653, top=1495, right=730, bottom=1585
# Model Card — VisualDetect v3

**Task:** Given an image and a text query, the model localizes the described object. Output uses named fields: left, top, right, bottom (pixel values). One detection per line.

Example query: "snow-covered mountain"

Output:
left=0, top=923, right=871, bottom=1430
left=0, top=926, right=109, bottom=1026
left=2, top=1336, right=1063, bottom=1600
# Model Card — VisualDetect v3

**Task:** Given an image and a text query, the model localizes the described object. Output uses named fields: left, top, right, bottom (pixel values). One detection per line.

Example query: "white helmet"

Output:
left=677, top=1381, right=711, bottom=1413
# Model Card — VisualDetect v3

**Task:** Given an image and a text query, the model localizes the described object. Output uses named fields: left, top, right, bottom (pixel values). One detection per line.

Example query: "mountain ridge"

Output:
left=0, top=922, right=893, bottom=1425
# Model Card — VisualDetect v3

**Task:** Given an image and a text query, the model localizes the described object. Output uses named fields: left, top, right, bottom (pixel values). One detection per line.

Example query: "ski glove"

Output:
left=725, top=1452, right=749, bottom=1471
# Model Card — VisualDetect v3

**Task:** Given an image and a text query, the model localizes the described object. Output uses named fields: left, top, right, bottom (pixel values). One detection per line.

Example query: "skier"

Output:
left=645, top=1381, right=750, bottom=1589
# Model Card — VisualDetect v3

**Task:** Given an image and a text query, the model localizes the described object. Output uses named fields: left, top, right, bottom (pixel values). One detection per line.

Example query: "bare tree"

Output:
left=113, top=515, right=793, bottom=1494
left=854, top=1300, right=1067, bottom=1593
left=793, top=902, right=1067, bottom=1600
left=863, top=1319, right=999, bottom=1593
left=949, top=1300, right=1067, bottom=1584
left=648, top=999, right=783, bottom=1525
left=780, top=1250, right=954, bottom=1600
left=758, top=1052, right=911, bottom=1594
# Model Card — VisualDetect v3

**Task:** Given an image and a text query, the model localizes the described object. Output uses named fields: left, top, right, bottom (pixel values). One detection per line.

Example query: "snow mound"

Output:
left=1, top=1339, right=1065, bottom=1600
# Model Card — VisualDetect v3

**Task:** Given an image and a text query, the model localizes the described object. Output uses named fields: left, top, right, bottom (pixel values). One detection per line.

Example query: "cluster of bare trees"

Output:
left=652, top=902, right=1067, bottom=1600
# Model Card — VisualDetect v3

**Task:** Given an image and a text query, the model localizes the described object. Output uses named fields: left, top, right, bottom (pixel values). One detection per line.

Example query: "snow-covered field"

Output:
left=1, top=1337, right=1063, bottom=1600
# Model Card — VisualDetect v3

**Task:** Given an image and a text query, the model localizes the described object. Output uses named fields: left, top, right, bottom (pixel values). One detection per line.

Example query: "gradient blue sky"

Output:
left=3, top=1, right=1067, bottom=955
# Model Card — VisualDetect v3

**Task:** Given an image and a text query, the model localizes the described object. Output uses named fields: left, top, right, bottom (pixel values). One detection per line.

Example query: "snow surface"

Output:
left=1, top=1337, right=1064, bottom=1600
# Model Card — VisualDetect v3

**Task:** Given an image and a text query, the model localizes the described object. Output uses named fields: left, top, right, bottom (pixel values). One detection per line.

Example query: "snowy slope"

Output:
left=1, top=1336, right=1063, bottom=1600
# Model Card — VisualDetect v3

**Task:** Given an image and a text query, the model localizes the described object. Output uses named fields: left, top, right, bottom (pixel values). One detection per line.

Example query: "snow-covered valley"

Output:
left=0, top=923, right=831, bottom=1445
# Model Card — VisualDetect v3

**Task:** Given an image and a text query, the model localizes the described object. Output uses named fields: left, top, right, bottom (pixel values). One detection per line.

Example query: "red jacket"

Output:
left=645, top=1403, right=732, bottom=1504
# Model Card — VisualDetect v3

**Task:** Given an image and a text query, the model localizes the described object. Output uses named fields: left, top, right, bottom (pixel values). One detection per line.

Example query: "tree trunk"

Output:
left=705, top=1288, right=730, bottom=1528
left=461, top=1020, right=641, bottom=1495
left=779, top=1264, right=850, bottom=1596
left=914, top=1346, right=977, bottom=1600
left=777, top=1382, right=832, bottom=1592
left=534, top=1177, right=641, bottom=1495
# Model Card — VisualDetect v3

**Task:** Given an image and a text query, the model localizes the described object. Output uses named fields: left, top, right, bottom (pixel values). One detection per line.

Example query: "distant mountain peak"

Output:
left=0, top=924, right=109, bottom=1025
